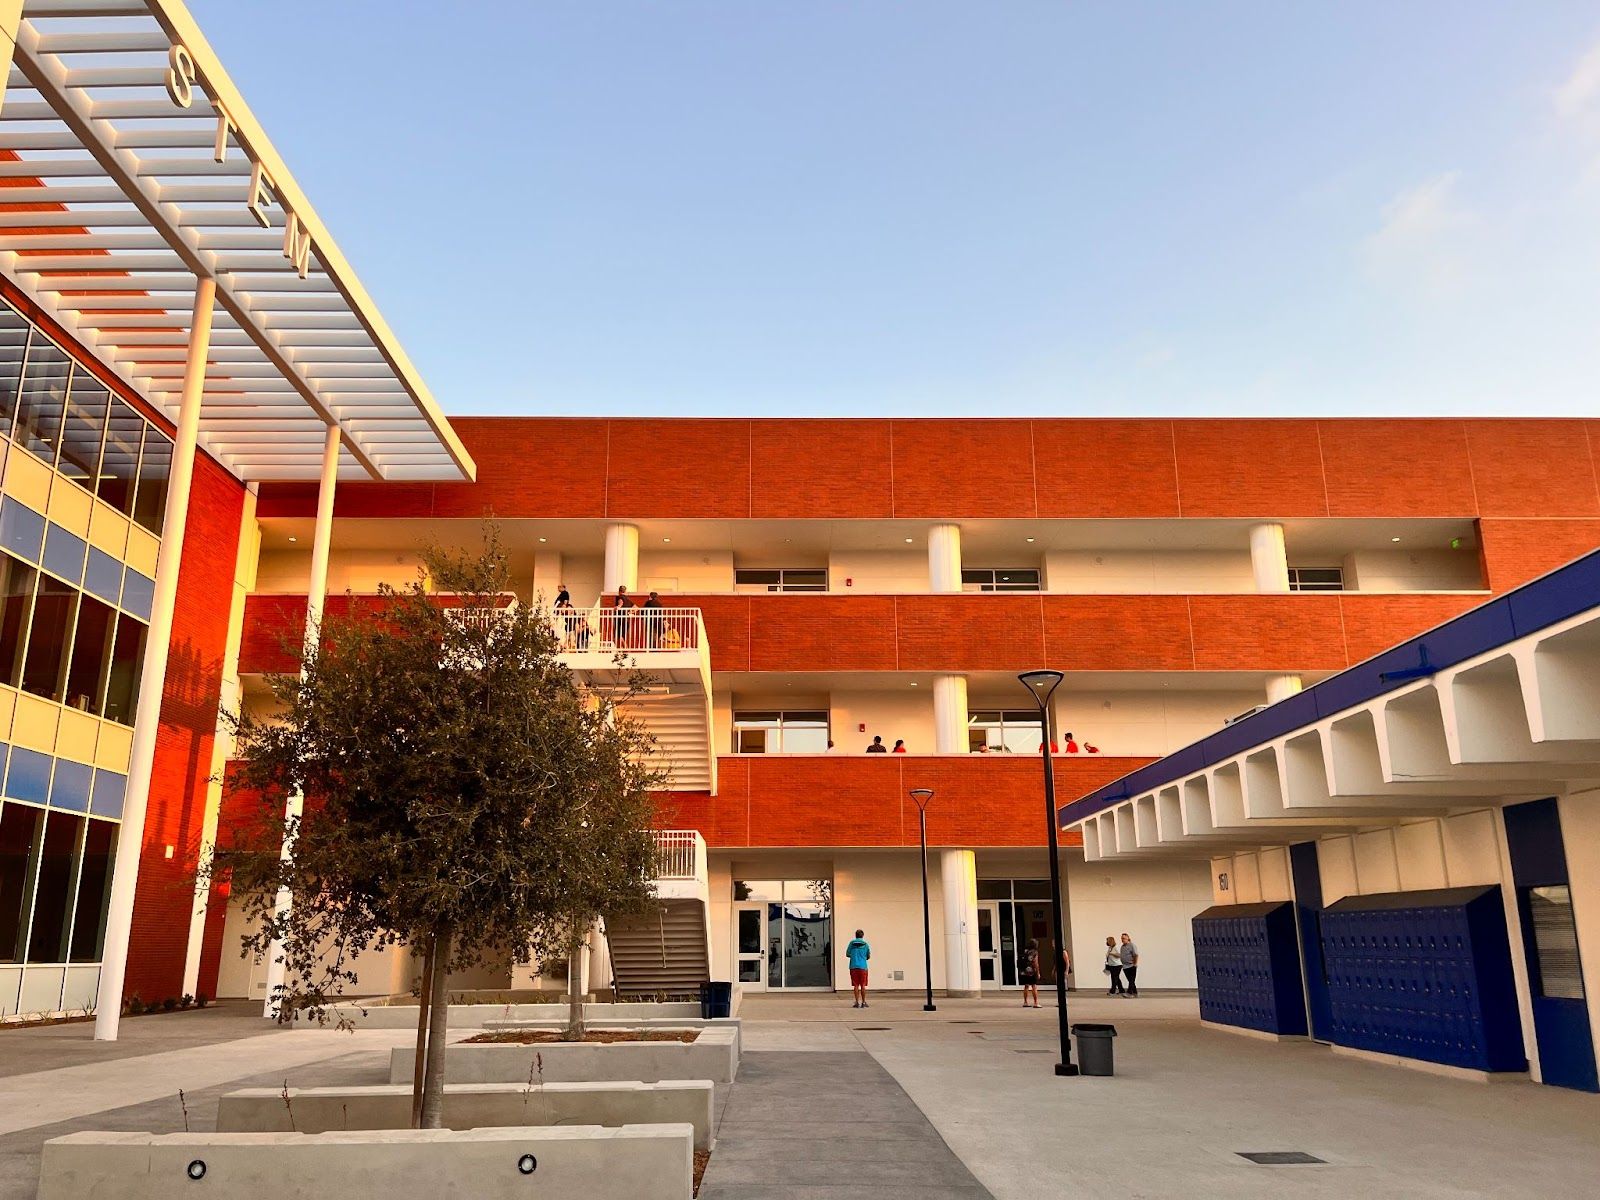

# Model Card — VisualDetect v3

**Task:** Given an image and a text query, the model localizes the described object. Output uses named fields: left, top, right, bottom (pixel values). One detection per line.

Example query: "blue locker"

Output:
left=1192, top=902, right=1307, bottom=1036
left=1320, top=887, right=1526, bottom=1073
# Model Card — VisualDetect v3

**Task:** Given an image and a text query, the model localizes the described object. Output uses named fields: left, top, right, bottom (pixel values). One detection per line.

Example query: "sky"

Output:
left=189, top=2, right=1600, bottom=419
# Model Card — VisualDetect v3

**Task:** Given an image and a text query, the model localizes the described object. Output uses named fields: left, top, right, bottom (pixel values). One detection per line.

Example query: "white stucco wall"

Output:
left=1065, top=851, right=1210, bottom=989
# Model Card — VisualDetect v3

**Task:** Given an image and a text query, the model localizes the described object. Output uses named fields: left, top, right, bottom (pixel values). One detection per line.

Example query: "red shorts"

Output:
left=849, top=967, right=869, bottom=987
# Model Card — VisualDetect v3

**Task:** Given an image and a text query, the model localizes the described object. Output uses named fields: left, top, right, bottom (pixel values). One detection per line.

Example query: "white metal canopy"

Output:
left=0, top=0, right=476, bottom=483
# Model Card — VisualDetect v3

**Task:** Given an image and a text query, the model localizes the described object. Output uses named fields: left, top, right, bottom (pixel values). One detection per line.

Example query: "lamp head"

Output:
left=909, top=788, right=934, bottom=810
left=1018, top=669, right=1065, bottom=709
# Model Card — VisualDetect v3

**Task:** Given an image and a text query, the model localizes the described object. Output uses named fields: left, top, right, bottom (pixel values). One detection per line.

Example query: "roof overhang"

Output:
left=0, top=0, right=476, bottom=483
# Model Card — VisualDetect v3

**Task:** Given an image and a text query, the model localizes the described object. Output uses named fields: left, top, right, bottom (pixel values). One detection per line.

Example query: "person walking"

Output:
left=1103, top=935, right=1125, bottom=995
left=1019, top=939, right=1041, bottom=1008
left=1119, top=932, right=1139, bottom=997
left=846, top=929, right=872, bottom=1008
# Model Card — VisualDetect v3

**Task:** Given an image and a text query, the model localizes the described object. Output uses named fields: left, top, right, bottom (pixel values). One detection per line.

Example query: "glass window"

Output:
left=0, top=306, right=29, bottom=436
left=0, top=556, right=36, bottom=689
left=120, top=569, right=154, bottom=621
left=1013, top=878, right=1053, bottom=900
left=22, top=575, right=76, bottom=702
left=1288, top=566, right=1345, bottom=593
left=734, top=568, right=827, bottom=593
left=13, top=337, right=70, bottom=464
left=83, top=548, right=122, bottom=606
left=48, top=760, right=91, bottom=814
left=26, top=810, right=82, bottom=964
left=42, top=526, right=87, bottom=586
left=0, top=801, right=43, bottom=963
left=977, top=879, right=1012, bottom=900
left=65, top=594, right=116, bottom=715
left=97, top=399, right=144, bottom=515
left=89, top=771, right=125, bottom=821
left=132, top=427, right=171, bottom=534
left=1528, top=885, right=1585, bottom=1000
left=6, top=748, right=52, bottom=804
left=962, top=568, right=1041, bottom=593
left=56, top=375, right=108, bottom=487
left=0, top=499, right=46, bottom=564
left=102, top=614, right=146, bottom=725
left=968, top=709, right=1044, bottom=753
left=732, top=710, right=829, bottom=753
left=68, top=817, right=115, bottom=963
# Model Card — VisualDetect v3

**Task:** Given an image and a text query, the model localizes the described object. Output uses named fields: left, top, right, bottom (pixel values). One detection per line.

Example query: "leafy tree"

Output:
left=220, top=528, right=661, bottom=1127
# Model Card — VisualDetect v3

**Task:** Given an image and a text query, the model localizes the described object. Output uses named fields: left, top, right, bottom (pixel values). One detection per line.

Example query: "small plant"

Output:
left=126, top=995, right=145, bottom=1016
left=179, top=994, right=194, bottom=1010
left=178, top=1089, right=191, bottom=1133
left=161, top=996, right=178, bottom=1013
left=280, top=1080, right=296, bottom=1133
left=195, top=994, right=209, bottom=1009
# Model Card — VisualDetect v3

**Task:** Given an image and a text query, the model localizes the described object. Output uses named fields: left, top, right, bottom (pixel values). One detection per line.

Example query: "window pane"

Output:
left=1013, top=878, right=1053, bottom=899
left=27, top=810, right=83, bottom=964
left=83, top=548, right=122, bottom=606
left=734, top=570, right=780, bottom=586
left=48, top=760, right=91, bottom=813
left=97, top=399, right=143, bottom=514
left=0, top=556, right=36, bottom=689
left=103, top=615, right=146, bottom=725
left=69, top=818, right=115, bottom=963
left=0, top=802, right=43, bottom=963
left=42, top=526, right=87, bottom=585
left=57, top=376, right=108, bottom=487
left=66, top=594, right=115, bottom=714
left=784, top=711, right=829, bottom=724
left=13, top=338, right=70, bottom=463
left=733, top=711, right=781, bottom=724
left=120, top=569, right=154, bottom=621
left=780, top=726, right=828, bottom=754
left=737, top=908, right=762, bottom=954
left=132, top=427, right=171, bottom=534
left=0, top=308, right=29, bottom=437
left=7, top=748, right=52, bottom=804
left=0, top=499, right=46, bottom=563
left=89, top=771, right=125, bottom=820
left=782, top=570, right=827, bottom=591
left=1529, top=885, right=1585, bottom=1000
left=977, top=880, right=1011, bottom=900
left=22, top=576, right=76, bottom=702
left=736, top=729, right=767, bottom=754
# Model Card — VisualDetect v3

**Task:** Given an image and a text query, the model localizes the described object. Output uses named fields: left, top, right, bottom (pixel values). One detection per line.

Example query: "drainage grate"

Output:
left=965, top=1030, right=987, bottom=1035
left=853, top=1026, right=891, bottom=1032
left=1013, top=1049, right=1053, bottom=1054
left=948, top=1020, right=979, bottom=1025
left=1237, top=1152, right=1326, bottom=1166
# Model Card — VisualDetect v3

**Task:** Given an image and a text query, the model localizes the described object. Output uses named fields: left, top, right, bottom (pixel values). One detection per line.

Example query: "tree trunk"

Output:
left=564, top=926, right=588, bottom=1042
left=418, top=924, right=453, bottom=1130
left=409, top=937, right=435, bottom=1129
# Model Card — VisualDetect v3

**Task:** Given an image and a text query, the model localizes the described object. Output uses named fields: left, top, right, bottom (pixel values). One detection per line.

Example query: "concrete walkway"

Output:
left=698, top=1050, right=991, bottom=1199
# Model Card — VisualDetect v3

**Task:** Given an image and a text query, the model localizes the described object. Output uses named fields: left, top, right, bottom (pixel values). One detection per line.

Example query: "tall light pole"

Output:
left=910, top=788, right=937, bottom=1013
left=1019, top=669, right=1078, bottom=1077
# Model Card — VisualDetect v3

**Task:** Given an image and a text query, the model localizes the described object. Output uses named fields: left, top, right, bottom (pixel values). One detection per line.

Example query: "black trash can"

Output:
left=700, top=981, right=733, bottom=1020
left=1071, top=1022, right=1117, bottom=1076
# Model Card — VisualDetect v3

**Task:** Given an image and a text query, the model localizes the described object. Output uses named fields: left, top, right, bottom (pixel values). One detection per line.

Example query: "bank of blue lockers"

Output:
left=1192, top=901, right=1308, bottom=1036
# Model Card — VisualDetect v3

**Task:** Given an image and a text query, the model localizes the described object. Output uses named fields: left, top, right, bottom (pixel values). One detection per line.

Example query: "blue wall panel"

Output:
left=1321, top=887, right=1526, bottom=1073
left=1193, top=902, right=1307, bottom=1036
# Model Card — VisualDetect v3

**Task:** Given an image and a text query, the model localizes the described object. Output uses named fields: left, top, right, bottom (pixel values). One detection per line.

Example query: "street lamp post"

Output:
left=909, top=788, right=937, bottom=1013
left=1019, top=669, right=1079, bottom=1077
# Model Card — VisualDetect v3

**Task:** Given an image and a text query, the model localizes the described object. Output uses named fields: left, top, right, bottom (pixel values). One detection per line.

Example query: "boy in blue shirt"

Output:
left=846, top=929, right=871, bottom=1008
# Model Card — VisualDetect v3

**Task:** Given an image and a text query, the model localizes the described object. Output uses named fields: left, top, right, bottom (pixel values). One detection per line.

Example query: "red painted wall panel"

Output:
left=895, top=595, right=1046, bottom=673
left=434, top=418, right=610, bottom=520
left=605, top=420, right=752, bottom=519
left=122, top=455, right=246, bottom=1003
left=1464, top=420, right=1600, bottom=519
left=1188, top=595, right=1347, bottom=672
left=1031, top=420, right=1182, bottom=518
left=1171, top=420, right=1328, bottom=517
left=1318, top=419, right=1477, bottom=517
left=746, top=595, right=899, bottom=673
left=1478, top=519, right=1600, bottom=592
left=749, top=420, right=893, bottom=518
left=888, top=420, right=1037, bottom=518
left=1042, top=595, right=1194, bottom=672
left=1337, top=593, right=1484, bottom=665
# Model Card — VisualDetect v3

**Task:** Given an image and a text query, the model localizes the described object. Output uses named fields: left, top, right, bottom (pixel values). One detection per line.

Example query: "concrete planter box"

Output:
left=389, top=1025, right=739, bottom=1085
left=217, top=1080, right=715, bottom=1149
left=480, top=1016, right=742, bottom=1057
left=320, top=1000, right=703, bottom=1030
left=39, top=1125, right=692, bottom=1200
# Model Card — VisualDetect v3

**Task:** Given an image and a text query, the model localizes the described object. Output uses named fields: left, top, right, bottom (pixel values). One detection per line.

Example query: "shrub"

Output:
left=179, top=994, right=194, bottom=1010
left=195, top=994, right=209, bottom=1009
left=126, top=995, right=145, bottom=1016
left=162, top=997, right=178, bottom=1012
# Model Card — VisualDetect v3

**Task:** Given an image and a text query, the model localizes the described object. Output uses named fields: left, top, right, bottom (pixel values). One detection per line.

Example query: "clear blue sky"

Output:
left=192, top=2, right=1600, bottom=419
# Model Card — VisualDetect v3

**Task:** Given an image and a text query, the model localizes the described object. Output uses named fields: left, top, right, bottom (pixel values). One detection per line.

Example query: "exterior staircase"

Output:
left=605, top=831, right=712, bottom=1000
left=621, top=691, right=712, bottom=791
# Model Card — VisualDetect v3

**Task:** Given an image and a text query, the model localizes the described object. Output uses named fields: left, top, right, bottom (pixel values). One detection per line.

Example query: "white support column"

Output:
left=94, top=276, right=216, bottom=1041
left=1249, top=522, right=1290, bottom=593
left=531, top=548, right=564, bottom=607
left=587, top=919, right=610, bottom=997
left=928, top=524, right=962, bottom=593
left=603, top=523, right=639, bottom=594
left=1266, top=674, right=1304, bottom=705
left=940, top=850, right=981, bottom=997
left=932, top=673, right=969, bottom=754
left=262, top=424, right=340, bottom=1017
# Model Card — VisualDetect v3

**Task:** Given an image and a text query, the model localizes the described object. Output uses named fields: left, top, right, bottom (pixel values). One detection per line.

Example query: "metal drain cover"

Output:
left=1237, top=1152, right=1326, bottom=1166
left=853, top=1026, right=891, bottom=1031
left=1013, top=1049, right=1053, bottom=1054
left=948, top=1020, right=979, bottom=1024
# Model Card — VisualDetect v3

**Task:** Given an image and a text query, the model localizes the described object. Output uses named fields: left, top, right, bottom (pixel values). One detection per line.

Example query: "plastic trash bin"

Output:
left=700, top=981, right=733, bottom=1020
left=1071, top=1022, right=1117, bottom=1076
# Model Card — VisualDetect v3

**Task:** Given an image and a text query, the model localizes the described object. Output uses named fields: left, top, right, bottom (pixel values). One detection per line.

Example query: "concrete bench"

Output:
left=389, top=1025, right=739, bottom=1085
left=319, top=1000, right=703, bottom=1030
left=480, top=1016, right=742, bottom=1056
left=216, top=1080, right=714, bottom=1149
left=38, top=1125, right=693, bottom=1200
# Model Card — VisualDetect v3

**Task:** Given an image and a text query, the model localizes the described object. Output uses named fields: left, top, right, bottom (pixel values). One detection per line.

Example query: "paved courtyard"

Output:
left=2, top=994, right=1598, bottom=1198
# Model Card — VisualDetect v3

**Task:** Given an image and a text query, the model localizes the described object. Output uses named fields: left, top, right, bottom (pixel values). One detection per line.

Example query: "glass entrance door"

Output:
left=734, top=904, right=766, bottom=991
left=977, top=902, right=1002, bottom=990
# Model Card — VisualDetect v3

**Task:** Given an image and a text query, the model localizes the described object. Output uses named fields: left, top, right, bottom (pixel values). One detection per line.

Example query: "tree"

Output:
left=220, top=528, right=662, bottom=1128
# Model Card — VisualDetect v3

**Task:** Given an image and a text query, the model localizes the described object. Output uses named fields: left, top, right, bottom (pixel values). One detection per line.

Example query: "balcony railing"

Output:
left=653, top=829, right=702, bottom=880
left=553, top=605, right=703, bottom=654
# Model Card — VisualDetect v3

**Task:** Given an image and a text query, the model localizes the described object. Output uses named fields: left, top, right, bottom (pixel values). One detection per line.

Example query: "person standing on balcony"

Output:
left=866, top=736, right=888, bottom=753
left=642, top=590, right=665, bottom=648
left=554, top=585, right=576, bottom=649
left=846, top=929, right=872, bottom=1008
left=611, top=584, right=635, bottom=648
left=892, top=739, right=907, bottom=753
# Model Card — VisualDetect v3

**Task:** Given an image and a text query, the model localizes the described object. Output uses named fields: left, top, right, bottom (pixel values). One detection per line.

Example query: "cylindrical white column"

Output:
left=262, top=425, right=340, bottom=1017
left=1266, top=674, right=1303, bottom=704
left=928, top=523, right=962, bottom=594
left=940, top=850, right=981, bottom=997
left=1249, top=522, right=1290, bottom=593
left=603, top=523, right=639, bottom=594
left=95, top=277, right=217, bottom=1041
left=932, top=673, right=968, bottom=754
left=587, top=919, right=610, bottom=997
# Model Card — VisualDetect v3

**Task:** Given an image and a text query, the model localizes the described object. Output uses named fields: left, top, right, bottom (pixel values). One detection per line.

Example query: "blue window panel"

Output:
left=42, top=524, right=87, bottom=584
left=84, top=546, right=122, bottom=604
left=49, top=759, right=91, bottom=813
left=6, top=746, right=52, bottom=803
left=0, top=498, right=45, bottom=563
left=89, top=769, right=126, bottom=821
left=121, top=568, right=153, bottom=620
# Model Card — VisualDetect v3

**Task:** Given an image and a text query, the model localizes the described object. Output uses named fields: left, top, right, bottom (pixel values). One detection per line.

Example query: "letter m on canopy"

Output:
left=282, top=212, right=313, bottom=279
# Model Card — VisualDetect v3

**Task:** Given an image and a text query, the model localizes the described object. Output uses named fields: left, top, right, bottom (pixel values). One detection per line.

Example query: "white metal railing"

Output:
left=653, top=830, right=701, bottom=880
left=551, top=605, right=704, bottom=654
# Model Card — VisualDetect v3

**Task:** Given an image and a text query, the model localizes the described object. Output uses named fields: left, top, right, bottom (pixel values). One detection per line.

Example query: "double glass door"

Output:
left=733, top=879, right=833, bottom=991
left=976, top=880, right=1068, bottom=989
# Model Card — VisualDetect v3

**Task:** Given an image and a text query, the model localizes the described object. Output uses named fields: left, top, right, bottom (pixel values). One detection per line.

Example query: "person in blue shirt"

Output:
left=846, top=929, right=872, bottom=1008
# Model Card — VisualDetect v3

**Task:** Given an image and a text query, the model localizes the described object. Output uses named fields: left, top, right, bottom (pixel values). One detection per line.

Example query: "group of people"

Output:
left=553, top=584, right=677, bottom=650
left=1103, top=932, right=1139, bottom=996
left=862, top=736, right=906, bottom=753
left=975, top=733, right=1100, bottom=755
left=843, top=929, right=1140, bottom=1007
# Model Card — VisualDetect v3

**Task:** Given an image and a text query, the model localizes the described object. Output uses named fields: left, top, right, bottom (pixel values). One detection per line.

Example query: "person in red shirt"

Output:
left=891, top=739, right=907, bottom=753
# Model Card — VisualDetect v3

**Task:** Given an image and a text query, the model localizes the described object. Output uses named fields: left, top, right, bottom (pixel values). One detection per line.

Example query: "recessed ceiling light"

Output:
left=287, top=536, right=298, bottom=543
left=538, top=537, right=547, bottom=543
left=910, top=681, right=918, bottom=686
left=1026, top=537, right=1035, bottom=543
left=1390, top=536, right=1401, bottom=543
left=662, top=537, right=671, bottom=543
left=904, top=537, right=914, bottom=544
